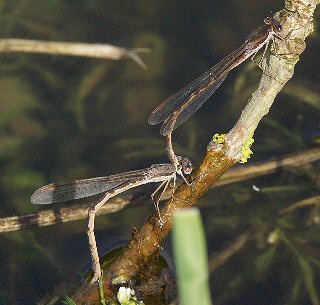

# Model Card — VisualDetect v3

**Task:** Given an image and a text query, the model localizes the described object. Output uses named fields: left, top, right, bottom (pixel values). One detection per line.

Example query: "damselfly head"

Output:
left=264, top=16, right=282, bottom=33
left=176, top=156, right=193, bottom=175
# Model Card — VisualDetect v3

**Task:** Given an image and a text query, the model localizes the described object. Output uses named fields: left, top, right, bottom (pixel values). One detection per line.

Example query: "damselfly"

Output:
left=31, top=157, right=193, bottom=283
left=148, top=16, right=283, bottom=136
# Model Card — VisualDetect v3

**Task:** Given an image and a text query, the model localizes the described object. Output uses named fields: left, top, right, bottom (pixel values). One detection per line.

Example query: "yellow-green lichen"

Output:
left=212, top=133, right=226, bottom=144
left=239, top=132, right=254, bottom=163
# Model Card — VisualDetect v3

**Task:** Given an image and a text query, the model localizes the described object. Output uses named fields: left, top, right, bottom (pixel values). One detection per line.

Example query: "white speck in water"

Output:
left=252, top=184, right=260, bottom=192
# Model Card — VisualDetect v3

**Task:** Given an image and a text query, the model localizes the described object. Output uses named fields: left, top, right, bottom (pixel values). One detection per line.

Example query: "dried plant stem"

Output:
left=0, top=39, right=148, bottom=68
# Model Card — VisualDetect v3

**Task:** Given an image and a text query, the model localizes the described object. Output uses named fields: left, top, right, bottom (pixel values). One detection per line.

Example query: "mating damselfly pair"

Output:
left=32, top=15, right=284, bottom=283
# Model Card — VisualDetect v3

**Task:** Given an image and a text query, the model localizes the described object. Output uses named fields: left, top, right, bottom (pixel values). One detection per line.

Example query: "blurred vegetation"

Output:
left=173, top=208, right=212, bottom=305
left=0, top=1, right=319, bottom=305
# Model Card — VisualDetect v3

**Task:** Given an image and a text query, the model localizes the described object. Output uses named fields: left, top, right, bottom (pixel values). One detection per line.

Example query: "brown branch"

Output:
left=70, top=2, right=318, bottom=303
left=0, top=39, right=149, bottom=68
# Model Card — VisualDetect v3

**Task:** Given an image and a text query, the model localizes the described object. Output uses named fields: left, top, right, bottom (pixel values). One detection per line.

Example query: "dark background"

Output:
left=0, top=1, right=319, bottom=304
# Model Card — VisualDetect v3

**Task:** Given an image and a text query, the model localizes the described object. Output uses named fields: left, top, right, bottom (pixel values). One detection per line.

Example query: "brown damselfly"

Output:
left=148, top=16, right=283, bottom=136
left=31, top=157, right=192, bottom=283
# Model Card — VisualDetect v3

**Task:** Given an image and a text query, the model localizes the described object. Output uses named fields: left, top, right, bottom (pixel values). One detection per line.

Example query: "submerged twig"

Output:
left=208, top=233, right=250, bottom=272
left=279, top=195, right=320, bottom=214
left=0, top=39, right=149, bottom=68
left=0, top=193, right=144, bottom=233
left=215, top=146, right=320, bottom=187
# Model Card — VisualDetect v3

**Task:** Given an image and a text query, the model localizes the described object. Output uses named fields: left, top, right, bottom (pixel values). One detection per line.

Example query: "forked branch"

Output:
left=71, top=1, right=318, bottom=303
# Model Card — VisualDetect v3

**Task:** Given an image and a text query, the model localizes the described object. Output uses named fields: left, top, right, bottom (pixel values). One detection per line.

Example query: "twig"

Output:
left=208, top=233, right=249, bottom=272
left=0, top=193, right=146, bottom=233
left=279, top=195, right=320, bottom=214
left=0, top=39, right=149, bottom=68
left=215, top=146, right=320, bottom=187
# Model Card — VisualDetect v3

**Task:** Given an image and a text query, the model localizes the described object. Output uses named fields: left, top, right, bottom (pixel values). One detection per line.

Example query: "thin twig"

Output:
left=279, top=195, right=320, bottom=214
left=208, top=233, right=249, bottom=272
left=0, top=39, right=149, bottom=68
left=215, top=146, right=320, bottom=187
left=0, top=193, right=146, bottom=233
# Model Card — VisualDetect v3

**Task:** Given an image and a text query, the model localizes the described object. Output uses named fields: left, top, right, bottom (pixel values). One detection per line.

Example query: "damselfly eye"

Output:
left=264, top=16, right=282, bottom=33
left=176, top=155, right=193, bottom=175
left=181, top=158, right=193, bottom=175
